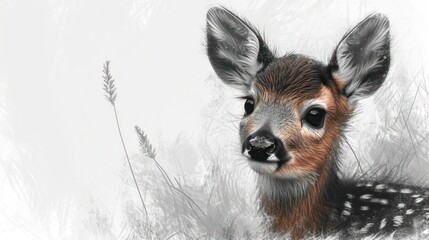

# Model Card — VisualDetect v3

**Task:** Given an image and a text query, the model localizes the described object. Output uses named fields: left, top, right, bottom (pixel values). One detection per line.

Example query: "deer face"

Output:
left=238, top=55, right=352, bottom=179
left=206, top=7, right=390, bottom=180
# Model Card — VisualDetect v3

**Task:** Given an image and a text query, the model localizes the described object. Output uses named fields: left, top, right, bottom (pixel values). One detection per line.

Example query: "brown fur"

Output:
left=263, top=168, right=333, bottom=240
left=256, top=56, right=324, bottom=101
left=250, top=57, right=352, bottom=238
left=257, top=84, right=351, bottom=178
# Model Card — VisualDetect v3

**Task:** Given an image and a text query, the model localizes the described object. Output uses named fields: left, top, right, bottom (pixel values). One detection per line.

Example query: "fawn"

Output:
left=206, top=7, right=429, bottom=239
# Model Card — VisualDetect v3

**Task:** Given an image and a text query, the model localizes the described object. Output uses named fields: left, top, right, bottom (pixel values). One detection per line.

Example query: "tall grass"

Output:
left=102, top=60, right=148, bottom=219
left=342, top=68, right=429, bottom=185
left=102, top=61, right=264, bottom=239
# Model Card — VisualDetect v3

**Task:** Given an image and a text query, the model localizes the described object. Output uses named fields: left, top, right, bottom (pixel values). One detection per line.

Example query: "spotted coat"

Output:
left=338, top=182, right=429, bottom=238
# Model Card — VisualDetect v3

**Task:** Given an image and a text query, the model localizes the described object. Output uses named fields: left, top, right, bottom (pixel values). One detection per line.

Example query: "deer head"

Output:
left=206, top=7, right=390, bottom=197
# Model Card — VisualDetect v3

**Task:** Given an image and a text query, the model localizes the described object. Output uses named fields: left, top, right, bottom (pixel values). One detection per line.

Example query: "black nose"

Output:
left=242, top=129, right=287, bottom=162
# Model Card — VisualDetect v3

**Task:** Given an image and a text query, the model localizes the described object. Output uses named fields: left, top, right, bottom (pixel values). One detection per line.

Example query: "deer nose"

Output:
left=242, top=130, right=288, bottom=162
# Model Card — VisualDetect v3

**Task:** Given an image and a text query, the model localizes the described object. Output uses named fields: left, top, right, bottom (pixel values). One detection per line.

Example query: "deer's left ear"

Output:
left=329, top=14, right=390, bottom=105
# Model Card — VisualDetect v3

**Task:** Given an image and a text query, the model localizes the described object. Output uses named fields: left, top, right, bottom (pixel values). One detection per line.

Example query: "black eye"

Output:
left=304, top=108, right=326, bottom=128
left=244, top=99, right=254, bottom=115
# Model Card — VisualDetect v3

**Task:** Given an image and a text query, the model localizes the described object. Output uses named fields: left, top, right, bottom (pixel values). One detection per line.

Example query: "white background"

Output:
left=1, top=0, right=429, bottom=239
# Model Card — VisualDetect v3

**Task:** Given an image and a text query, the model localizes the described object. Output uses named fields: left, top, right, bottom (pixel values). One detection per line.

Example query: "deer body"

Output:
left=206, top=7, right=429, bottom=239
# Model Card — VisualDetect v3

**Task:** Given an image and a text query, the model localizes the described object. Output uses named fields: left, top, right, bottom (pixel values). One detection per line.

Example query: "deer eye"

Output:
left=304, top=108, right=325, bottom=128
left=244, top=99, right=255, bottom=115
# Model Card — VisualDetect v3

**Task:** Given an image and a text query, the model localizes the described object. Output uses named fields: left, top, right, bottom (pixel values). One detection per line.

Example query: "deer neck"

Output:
left=257, top=158, right=343, bottom=239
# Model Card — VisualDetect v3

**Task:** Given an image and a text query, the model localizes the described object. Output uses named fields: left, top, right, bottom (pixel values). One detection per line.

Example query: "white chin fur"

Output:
left=248, top=160, right=278, bottom=175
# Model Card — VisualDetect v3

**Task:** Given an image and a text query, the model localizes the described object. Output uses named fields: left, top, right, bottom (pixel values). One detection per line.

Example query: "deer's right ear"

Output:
left=206, top=7, right=273, bottom=90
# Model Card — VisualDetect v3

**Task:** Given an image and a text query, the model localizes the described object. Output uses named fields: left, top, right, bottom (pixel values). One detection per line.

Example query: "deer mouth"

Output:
left=242, top=147, right=290, bottom=175
left=243, top=148, right=283, bottom=162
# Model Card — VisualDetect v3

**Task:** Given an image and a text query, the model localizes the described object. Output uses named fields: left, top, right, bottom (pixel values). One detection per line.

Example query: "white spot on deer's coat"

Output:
left=342, top=210, right=351, bottom=216
left=360, top=206, right=369, bottom=211
left=400, top=188, right=413, bottom=194
left=397, top=203, right=406, bottom=209
left=365, top=182, right=373, bottom=187
left=393, top=215, right=403, bottom=226
left=368, top=198, right=388, bottom=205
left=406, top=209, right=415, bottom=215
left=346, top=193, right=355, bottom=199
left=411, top=194, right=420, bottom=198
left=415, top=198, right=424, bottom=204
left=387, top=188, right=397, bottom=193
left=356, top=182, right=365, bottom=187
left=344, top=201, right=352, bottom=209
left=360, top=194, right=373, bottom=200
left=379, top=218, right=386, bottom=229
left=375, top=184, right=386, bottom=190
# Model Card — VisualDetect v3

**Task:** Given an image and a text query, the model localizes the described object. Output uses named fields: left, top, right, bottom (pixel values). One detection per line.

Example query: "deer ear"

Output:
left=206, top=7, right=274, bottom=90
left=330, top=14, right=390, bottom=105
